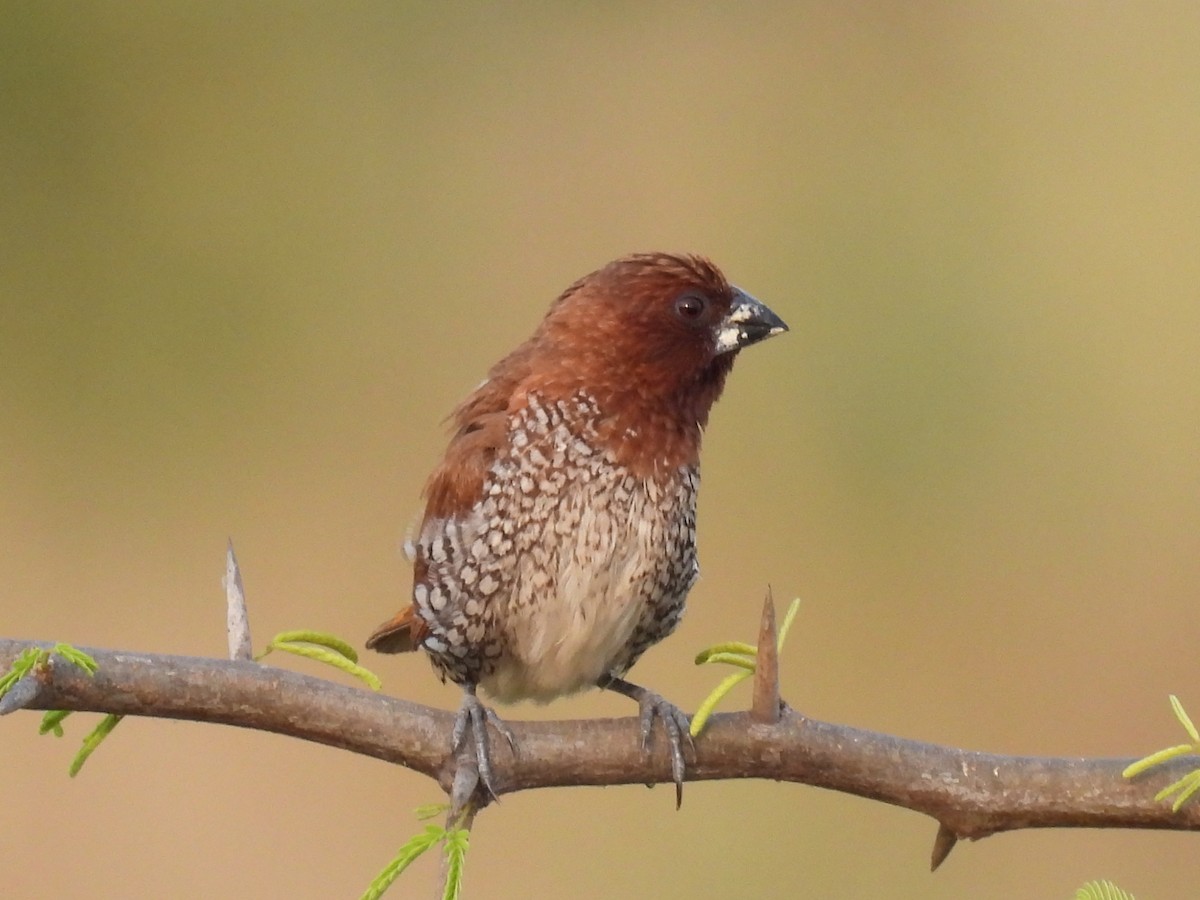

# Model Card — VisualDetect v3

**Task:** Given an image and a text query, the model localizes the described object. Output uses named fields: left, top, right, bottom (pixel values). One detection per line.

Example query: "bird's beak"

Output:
left=714, top=288, right=789, bottom=354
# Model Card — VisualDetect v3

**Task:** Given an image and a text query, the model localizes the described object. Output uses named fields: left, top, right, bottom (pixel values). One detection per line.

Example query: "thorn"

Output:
left=0, top=675, right=41, bottom=715
left=446, top=801, right=478, bottom=834
left=930, top=823, right=958, bottom=871
left=449, top=749, right=482, bottom=820
left=751, top=587, right=781, bottom=724
left=224, top=539, right=254, bottom=661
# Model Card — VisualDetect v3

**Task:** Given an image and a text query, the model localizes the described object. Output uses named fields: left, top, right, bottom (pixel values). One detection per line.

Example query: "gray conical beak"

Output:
left=714, top=288, right=789, bottom=354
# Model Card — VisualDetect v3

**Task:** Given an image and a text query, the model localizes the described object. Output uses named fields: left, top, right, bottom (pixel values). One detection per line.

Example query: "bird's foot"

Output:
left=451, top=687, right=518, bottom=804
left=601, top=676, right=693, bottom=808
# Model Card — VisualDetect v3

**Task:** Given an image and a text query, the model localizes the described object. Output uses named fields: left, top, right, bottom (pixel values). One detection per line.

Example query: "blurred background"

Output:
left=3, top=3, right=1199, bottom=898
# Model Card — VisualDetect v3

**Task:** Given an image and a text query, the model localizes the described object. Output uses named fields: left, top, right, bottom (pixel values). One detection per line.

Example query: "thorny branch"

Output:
left=2, top=636, right=1199, bottom=871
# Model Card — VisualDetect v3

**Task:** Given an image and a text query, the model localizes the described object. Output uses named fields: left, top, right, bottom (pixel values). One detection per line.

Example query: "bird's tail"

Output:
left=365, top=605, right=426, bottom=653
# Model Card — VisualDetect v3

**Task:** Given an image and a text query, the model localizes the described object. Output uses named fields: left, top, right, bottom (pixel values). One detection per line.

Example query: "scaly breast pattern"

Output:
left=414, top=392, right=699, bottom=703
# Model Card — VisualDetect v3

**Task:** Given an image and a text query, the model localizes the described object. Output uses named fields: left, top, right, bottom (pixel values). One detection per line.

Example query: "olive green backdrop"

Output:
left=3, top=4, right=1199, bottom=898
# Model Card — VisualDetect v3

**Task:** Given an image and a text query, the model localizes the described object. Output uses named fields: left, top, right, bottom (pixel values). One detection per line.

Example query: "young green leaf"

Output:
left=1074, top=878, right=1135, bottom=900
left=39, top=709, right=72, bottom=737
left=360, top=825, right=444, bottom=900
left=268, top=630, right=360, bottom=664
left=442, top=827, right=470, bottom=900
left=69, top=714, right=124, bottom=777
left=1123, top=744, right=1194, bottom=778
left=1170, top=694, right=1199, bottom=742
left=258, top=631, right=383, bottom=691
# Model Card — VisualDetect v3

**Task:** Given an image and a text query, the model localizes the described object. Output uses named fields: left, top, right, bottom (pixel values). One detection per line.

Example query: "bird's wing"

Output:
left=366, top=355, right=530, bottom=654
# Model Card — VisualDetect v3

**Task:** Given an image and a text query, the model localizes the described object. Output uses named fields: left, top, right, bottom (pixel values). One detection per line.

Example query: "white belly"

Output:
left=480, top=497, right=655, bottom=703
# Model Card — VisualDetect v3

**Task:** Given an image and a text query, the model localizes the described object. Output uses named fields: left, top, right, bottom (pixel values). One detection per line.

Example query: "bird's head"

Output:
left=525, top=253, right=788, bottom=470
left=534, top=253, right=785, bottom=405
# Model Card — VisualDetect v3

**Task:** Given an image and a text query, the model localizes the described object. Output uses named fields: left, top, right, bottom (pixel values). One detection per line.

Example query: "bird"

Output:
left=367, top=252, right=787, bottom=806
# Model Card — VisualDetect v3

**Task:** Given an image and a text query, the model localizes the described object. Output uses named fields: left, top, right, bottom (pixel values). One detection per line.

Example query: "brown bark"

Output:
left=2, top=637, right=1197, bottom=872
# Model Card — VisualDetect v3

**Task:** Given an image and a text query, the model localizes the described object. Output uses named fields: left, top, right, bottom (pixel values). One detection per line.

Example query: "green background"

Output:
left=4, top=4, right=1199, bottom=898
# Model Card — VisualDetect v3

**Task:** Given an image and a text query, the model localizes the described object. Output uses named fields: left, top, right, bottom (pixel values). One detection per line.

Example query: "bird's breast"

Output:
left=417, top=391, right=700, bottom=702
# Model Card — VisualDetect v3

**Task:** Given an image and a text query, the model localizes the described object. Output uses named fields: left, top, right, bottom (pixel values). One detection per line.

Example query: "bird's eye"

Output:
left=674, top=293, right=707, bottom=322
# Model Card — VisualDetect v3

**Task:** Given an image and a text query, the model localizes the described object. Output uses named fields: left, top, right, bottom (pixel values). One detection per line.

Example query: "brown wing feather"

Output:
left=368, top=348, right=536, bottom=655
left=421, top=338, right=540, bottom=520
left=421, top=408, right=509, bottom=520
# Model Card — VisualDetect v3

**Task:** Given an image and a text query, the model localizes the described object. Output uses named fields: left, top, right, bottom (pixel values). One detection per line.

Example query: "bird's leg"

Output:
left=600, top=675, right=693, bottom=808
left=451, top=684, right=518, bottom=802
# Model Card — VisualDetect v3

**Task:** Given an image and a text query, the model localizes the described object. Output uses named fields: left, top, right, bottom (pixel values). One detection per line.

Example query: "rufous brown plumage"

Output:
left=368, top=252, right=787, bottom=804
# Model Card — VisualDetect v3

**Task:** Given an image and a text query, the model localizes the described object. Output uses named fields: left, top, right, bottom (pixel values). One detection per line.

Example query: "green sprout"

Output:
left=1075, top=879, right=1135, bottom=900
left=0, top=643, right=121, bottom=776
left=1123, top=694, right=1200, bottom=811
left=361, top=805, right=470, bottom=900
left=258, top=630, right=382, bottom=691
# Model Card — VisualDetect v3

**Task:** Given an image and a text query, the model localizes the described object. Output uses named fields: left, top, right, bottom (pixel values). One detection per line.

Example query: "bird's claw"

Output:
left=634, top=689, right=692, bottom=809
left=601, top=676, right=693, bottom=808
left=451, top=689, right=518, bottom=803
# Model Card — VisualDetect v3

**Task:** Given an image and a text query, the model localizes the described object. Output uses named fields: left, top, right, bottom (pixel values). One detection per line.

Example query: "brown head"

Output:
left=508, top=253, right=787, bottom=471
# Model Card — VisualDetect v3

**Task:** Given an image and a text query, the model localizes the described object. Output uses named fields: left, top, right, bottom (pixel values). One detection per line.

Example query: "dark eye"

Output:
left=674, top=293, right=707, bottom=322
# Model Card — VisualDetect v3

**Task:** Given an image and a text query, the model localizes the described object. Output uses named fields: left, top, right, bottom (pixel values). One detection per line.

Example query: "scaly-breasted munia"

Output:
left=367, top=253, right=787, bottom=804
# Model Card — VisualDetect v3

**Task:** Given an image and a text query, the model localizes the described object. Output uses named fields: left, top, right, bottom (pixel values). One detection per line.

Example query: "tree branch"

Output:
left=3, top=637, right=1198, bottom=870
